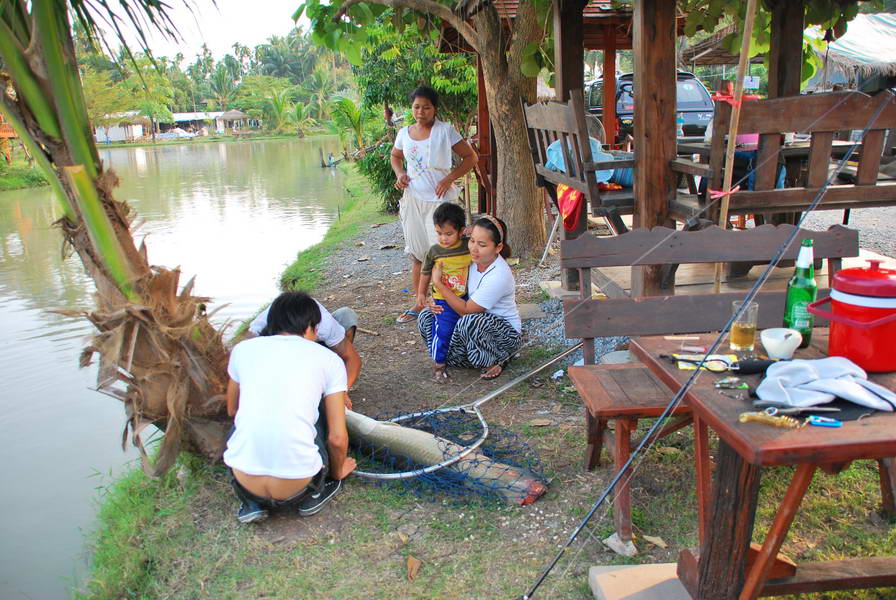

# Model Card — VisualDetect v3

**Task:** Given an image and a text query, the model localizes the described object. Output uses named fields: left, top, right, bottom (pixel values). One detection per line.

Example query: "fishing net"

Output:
left=349, top=408, right=546, bottom=505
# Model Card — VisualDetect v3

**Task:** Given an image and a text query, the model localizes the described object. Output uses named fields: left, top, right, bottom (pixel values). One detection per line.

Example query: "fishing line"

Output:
left=518, top=92, right=892, bottom=600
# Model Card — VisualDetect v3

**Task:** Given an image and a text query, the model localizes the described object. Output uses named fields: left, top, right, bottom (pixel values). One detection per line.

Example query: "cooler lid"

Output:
left=833, top=259, right=896, bottom=297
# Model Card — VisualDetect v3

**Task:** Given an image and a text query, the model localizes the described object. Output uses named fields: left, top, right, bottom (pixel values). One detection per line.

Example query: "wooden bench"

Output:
left=671, top=89, right=896, bottom=222
left=522, top=90, right=633, bottom=234
left=562, top=224, right=860, bottom=545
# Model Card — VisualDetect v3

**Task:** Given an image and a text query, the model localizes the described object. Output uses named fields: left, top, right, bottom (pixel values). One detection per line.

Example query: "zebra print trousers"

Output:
left=418, top=309, right=521, bottom=369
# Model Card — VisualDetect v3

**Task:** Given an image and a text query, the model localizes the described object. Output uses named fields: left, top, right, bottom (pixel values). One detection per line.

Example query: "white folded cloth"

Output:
left=755, top=356, right=896, bottom=412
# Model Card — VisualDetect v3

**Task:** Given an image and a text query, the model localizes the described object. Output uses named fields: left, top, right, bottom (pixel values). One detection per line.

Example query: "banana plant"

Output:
left=0, top=0, right=231, bottom=476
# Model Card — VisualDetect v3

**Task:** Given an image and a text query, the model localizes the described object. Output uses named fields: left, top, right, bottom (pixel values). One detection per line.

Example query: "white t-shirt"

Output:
left=468, top=256, right=521, bottom=332
left=394, top=121, right=462, bottom=203
left=224, top=335, right=347, bottom=479
left=248, top=300, right=345, bottom=347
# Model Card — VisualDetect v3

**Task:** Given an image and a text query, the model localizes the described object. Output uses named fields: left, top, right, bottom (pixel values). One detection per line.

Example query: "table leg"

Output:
left=696, top=440, right=762, bottom=600
left=878, top=458, right=896, bottom=517
left=694, top=416, right=711, bottom=548
left=739, top=463, right=816, bottom=600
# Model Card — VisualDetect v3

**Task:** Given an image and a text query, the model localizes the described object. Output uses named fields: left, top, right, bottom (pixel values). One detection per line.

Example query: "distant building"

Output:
left=162, top=111, right=226, bottom=133
left=94, top=111, right=145, bottom=143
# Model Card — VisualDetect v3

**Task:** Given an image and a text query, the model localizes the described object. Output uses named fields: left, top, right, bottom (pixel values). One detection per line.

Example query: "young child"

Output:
left=418, top=202, right=471, bottom=382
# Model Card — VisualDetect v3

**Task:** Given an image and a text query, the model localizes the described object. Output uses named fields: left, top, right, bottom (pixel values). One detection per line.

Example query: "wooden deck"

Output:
left=591, top=248, right=895, bottom=299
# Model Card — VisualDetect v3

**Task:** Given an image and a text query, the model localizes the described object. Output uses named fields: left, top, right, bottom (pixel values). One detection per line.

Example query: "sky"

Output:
left=102, top=0, right=309, bottom=62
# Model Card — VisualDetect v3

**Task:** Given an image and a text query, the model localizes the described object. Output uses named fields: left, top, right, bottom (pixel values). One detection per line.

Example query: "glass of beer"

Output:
left=730, top=300, right=758, bottom=353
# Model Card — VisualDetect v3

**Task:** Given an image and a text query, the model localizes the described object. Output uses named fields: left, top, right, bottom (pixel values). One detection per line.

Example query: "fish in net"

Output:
left=346, top=408, right=547, bottom=504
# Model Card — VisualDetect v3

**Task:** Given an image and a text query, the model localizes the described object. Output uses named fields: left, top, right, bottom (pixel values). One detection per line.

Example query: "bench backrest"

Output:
left=523, top=90, right=620, bottom=207
left=707, top=90, right=896, bottom=214
left=560, top=224, right=860, bottom=363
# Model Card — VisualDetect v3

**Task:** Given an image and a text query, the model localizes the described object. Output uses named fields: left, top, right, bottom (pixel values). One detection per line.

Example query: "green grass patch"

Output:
left=0, top=148, right=48, bottom=191
left=279, top=164, right=394, bottom=294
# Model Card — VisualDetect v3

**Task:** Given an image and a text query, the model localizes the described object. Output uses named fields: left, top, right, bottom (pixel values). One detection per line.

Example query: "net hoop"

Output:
left=349, top=342, right=583, bottom=481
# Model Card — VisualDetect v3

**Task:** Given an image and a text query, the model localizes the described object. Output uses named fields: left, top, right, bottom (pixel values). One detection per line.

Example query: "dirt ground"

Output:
left=228, top=217, right=694, bottom=598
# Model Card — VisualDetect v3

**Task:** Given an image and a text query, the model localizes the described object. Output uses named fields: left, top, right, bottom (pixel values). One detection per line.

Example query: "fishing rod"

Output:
left=350, top=341, right=583, bottom=480
left=517, top=91, right=893, bottom=599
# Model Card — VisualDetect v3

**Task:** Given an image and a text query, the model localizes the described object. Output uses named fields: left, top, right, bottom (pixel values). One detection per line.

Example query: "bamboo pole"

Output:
left=713, top=0, right=759, bottom=293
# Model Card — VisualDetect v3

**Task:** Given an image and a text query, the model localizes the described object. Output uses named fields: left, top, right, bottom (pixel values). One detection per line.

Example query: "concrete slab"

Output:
left=539, top=280, right=581, bottom=300
left=588, top=563, right=690, bottom=600
left=518, top=303, right=548, bottom=320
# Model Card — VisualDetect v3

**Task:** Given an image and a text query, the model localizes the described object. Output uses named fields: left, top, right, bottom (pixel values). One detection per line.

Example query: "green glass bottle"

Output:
left=783, top=239, right=818, bottom=348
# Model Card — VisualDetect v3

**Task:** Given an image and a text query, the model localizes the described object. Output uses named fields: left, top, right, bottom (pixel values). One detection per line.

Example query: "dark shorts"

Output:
left=227, top=402, right=330, bottom=508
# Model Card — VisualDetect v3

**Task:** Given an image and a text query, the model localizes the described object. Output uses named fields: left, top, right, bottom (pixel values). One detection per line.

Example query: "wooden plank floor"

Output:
left=592, top=249, right=896, bottom=298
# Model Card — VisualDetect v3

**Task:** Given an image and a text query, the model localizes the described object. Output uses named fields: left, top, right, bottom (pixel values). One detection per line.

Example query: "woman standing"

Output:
left=390, top=85, right=477, bottom=323
left=418, top=216, right=521, bottom=379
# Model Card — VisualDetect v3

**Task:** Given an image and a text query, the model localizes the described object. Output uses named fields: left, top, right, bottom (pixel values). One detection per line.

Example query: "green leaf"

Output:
left=345, top=42, right=363, bottom=67
left=520, top=55, right=541, bottom=78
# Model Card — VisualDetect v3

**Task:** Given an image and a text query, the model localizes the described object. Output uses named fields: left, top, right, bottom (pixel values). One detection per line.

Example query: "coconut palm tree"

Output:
left=329, top=96, right=366, bottom=154
left=293, top=102, right=316, bottom=138
left=207, top=63, right=238, bottom=110
left=262, top=89, right=294, bottom=133
left=304, top=68, right=335, bottom=120
left=0, top=0, right=230, bottom=476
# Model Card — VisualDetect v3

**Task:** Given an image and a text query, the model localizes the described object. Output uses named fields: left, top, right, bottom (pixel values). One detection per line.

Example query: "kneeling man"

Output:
left=225, top=292, right=357, bottom=523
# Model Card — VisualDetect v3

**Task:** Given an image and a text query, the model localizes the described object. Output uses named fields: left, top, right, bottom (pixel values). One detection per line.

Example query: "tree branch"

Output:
left=505, top=0, right=541, bottom=88
left=335, top=0, right=479, bottom=54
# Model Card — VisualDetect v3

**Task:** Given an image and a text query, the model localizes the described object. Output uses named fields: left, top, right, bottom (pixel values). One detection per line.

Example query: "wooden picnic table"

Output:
left=629, top=330, right=896, bottom=600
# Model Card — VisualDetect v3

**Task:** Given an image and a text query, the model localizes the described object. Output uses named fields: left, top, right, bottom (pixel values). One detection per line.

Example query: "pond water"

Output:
left=0, top=137, right=346, bottom=599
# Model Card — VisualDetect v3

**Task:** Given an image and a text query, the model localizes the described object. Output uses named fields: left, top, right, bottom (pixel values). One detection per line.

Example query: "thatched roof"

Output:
left=220, top=109, right=249, bottom=121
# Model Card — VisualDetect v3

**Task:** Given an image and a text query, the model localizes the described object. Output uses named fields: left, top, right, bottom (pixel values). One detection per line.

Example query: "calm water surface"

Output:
left=0, top=137, right=345, bottom=598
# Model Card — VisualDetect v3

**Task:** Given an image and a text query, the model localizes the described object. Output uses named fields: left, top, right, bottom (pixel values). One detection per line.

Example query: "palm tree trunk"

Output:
left=0, top=1, right=231, bottom=476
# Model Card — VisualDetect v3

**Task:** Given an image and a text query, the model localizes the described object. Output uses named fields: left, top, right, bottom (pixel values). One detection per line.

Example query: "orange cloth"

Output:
left=556, top=184, right=584, bottom=231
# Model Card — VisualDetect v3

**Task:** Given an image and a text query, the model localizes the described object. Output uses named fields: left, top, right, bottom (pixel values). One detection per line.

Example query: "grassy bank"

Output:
left=279, top=165, right=394, bottom=294
left=0, top=147, right=48, bottom=191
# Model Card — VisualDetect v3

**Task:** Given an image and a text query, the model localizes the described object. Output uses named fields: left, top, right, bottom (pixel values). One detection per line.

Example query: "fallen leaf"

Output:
left=357, top=256, right=370, bottom=262
left=380, top=244, right=400, bottom=250
left=528, top=418, right=552, bottom=427
left=397, top=532, right=409, bottom=544
left=406, top=556, right=422, bottom=581
left=643, top=535, right=668, bottom=549
left=506, top=257, right=520, bottom=266
left=354, top=241, right=366, bottom=246
left=406, top=340, right=416, bottom=345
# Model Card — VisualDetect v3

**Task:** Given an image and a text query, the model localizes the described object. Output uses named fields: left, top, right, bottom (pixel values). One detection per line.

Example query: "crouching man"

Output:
left=225, top=291, right=357, bottom=523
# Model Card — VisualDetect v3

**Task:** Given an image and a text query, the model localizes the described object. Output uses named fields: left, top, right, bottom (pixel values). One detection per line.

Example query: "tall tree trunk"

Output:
left=472, top=2, right=545, bottom=258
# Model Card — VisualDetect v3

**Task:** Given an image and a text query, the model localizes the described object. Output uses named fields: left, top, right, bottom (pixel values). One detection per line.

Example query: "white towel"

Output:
left=427, top=119, right=455, bottom=170
left=755, top=356, right=896, bottom=412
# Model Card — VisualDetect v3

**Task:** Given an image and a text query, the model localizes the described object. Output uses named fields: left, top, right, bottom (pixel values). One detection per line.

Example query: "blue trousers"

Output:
left=430, top=298, right=463, bottom=364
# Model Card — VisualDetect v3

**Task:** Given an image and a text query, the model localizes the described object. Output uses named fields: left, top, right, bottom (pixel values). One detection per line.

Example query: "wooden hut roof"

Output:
left=220, top=109, right=250, bottom=121
left=440, top=1, right=684, bottom=53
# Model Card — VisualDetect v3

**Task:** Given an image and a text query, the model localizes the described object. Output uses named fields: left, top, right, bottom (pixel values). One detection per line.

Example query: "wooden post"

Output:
left=554, top=0, right=588, bottom=291
left=632, top=0, right=677, bottom=296
left=476, top=57, right=492, bottom=214
left=713, top=0, right=759, bottom=293
left=602, top=26, right=617, bottom=145
left=766, top=0, right=805, bottom=227
left=768, top=0, right=805, bottom=99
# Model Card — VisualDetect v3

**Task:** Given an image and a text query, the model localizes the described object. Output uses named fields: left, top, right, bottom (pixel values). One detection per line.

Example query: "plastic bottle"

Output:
left=783, top=239, right=818, bottom=348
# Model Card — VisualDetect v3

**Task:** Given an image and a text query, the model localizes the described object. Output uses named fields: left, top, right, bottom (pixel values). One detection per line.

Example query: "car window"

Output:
left=677, top=80, right=712, bottom=109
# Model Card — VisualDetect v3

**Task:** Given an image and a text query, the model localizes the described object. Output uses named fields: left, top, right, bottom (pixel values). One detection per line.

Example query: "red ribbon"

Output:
left=708, top=185, right=741, bottom=200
